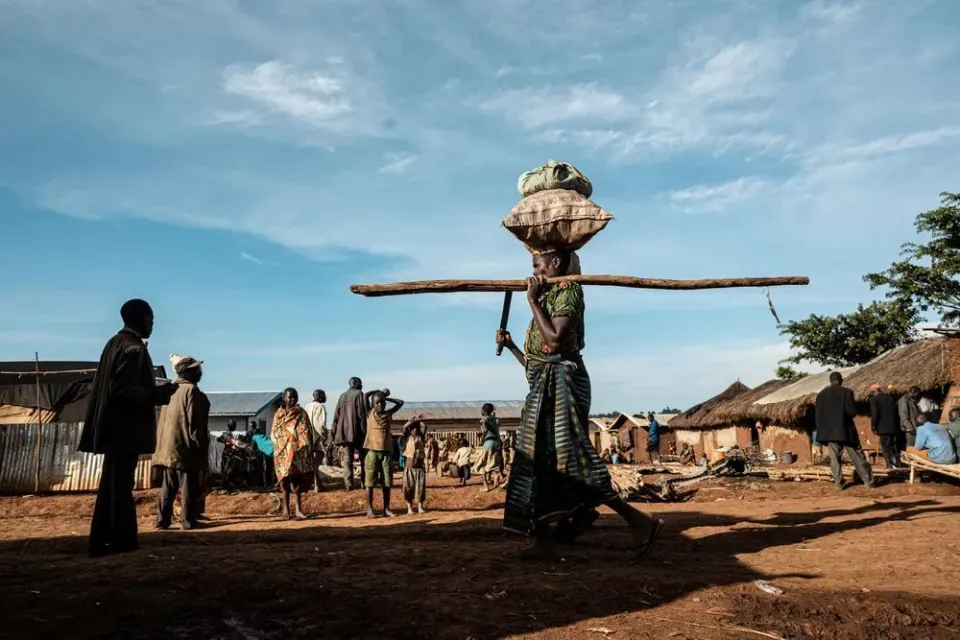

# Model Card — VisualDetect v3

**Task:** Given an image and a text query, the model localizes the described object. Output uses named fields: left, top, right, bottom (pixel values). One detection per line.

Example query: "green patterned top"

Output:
left=524, top=282, right=586, bottom=357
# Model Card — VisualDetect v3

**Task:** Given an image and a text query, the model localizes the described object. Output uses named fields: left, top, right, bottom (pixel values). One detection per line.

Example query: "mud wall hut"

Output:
left=669, top=382, right=751, bottom=461
left=607, top=413, right=678, bottom=463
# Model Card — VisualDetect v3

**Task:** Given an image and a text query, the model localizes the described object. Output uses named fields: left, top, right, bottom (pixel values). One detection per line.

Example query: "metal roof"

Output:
left=207, top=391, right=282, bottom=417
left=393, top=400, right=524, bottom=421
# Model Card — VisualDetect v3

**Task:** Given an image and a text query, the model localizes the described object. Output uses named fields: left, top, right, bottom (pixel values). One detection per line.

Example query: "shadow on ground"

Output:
left=2, top=499, right=960, bottom=639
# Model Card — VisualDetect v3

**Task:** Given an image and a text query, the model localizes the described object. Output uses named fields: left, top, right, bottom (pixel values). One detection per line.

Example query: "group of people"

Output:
left=80, top=247, right=665, bottom=562
left=814, top=373, right=960, bottom=490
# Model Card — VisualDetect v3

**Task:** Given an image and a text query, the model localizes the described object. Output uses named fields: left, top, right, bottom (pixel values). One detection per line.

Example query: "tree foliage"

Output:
left=864, top=192, right=960, bottom=326
left=775, top=365, right=806, bottom=380
left=778, top=301, right=920, bottom=368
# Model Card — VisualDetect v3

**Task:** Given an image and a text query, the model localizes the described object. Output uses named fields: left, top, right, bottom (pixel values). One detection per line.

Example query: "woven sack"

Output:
left=517, top=159, right=593, bottom=199
left=503, top=189, right=612, bottom=252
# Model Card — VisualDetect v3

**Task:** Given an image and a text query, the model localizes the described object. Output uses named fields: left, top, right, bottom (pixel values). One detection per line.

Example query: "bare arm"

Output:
left=385, top=398, right=404, bottom=415
left=526, top=277, right=575, bottom=353
left=495, top=330, right=526, bottom=367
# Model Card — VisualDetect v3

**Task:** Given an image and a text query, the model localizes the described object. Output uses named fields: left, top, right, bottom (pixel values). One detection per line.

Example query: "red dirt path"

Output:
left=3, top=475, right=960, bottom=639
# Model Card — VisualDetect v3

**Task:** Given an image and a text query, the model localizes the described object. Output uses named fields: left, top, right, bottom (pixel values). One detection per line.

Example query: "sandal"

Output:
left=627, top=518, right=663, bottom=564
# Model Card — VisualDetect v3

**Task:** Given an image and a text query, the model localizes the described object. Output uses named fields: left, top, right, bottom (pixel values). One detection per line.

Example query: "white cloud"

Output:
left=581, top=53, right=604, bottom=63
left=493, top=66, right=513, bottom=78
left=221, top=61, right=352, bottom=126
left=480, top=83, right=630, bottom=129
left=801, top=0, right=862, bottom=24
left=377, top=153, right=417, bottom=175
left=670, top=177, right=770, bottom=213
left=831, top=127, right=960, bottom=161
left=239, top=252, right=265, bottom=266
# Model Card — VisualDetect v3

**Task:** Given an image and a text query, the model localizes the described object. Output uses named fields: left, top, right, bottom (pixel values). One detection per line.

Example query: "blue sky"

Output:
left=1, top=0, right=958, bottom=412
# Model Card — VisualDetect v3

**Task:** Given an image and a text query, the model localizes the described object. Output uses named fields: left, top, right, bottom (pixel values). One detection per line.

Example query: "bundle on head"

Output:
left=504, top=160, right=612, bottom=254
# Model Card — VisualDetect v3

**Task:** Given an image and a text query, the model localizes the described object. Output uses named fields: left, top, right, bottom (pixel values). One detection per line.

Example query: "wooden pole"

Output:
left=350, top=275, right=809, bottom=297
left=34, top=352, right=42, bottom=493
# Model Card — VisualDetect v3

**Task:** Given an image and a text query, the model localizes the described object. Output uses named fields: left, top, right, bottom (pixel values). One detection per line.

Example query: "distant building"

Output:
left=206, top=391, right=282, bottom=434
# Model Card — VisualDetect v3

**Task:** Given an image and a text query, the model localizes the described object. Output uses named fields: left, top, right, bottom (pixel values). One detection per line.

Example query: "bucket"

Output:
left=780, top=451, right=796, bottom=464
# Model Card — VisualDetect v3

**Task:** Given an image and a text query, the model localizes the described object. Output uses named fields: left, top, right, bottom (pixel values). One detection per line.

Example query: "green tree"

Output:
left=775, top=365, right=806, bottom=380
left=660, top=406, right=681, bottom=413
left=778, top=301, right=920, bottom=368
left=864, top=192, right=960, bottom=326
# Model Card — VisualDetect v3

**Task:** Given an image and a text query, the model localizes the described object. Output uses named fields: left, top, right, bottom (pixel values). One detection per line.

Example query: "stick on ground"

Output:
left=351, top=275, right=810, bottom=297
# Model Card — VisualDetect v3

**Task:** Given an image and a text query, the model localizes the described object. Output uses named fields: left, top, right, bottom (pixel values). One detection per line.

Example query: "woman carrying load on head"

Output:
left=495, top=248, right=663, bottom=561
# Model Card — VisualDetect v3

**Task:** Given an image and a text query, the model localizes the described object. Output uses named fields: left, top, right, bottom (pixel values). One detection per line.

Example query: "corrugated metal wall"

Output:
left=0, top=423, right=153, bottom=494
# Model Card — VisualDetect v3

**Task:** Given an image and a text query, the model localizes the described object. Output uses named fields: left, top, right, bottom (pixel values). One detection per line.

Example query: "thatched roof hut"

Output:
left=715, top=338, right=953, bottom=425
left=669, top=381, right=750, bottom=429
left=844, top=338, right=952, bottom=400
left=710, top=378, right=797, bottom=423
left=749, top=368, right=859, bottom=423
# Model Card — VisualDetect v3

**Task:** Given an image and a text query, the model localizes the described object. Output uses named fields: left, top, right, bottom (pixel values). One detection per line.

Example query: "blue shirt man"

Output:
left=914, top=417, right=957, bottom=465
left=648, top=416, right=661, bottom=444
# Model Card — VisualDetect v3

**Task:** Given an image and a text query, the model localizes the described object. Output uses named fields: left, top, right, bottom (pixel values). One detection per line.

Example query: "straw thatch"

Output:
left=669, top=381, right=750, bottom=429
left=749, top=368, right=859, bottom=424
left=710, top=378, right=797, bottom=423
left=844, top=337, right=952, bottom=401
left=683, top=338, right=956, bottom=427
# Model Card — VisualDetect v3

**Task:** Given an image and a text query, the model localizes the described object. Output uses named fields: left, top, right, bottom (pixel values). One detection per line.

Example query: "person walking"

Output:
left=154, top=354, right=210, bottom=530
left=79, top=299, right=177, bottom=557
left=868, top=384, right=901, bottom=468
left=495, top=249, right=661, bottom=561
left=815, top=372, right=874, bottom=489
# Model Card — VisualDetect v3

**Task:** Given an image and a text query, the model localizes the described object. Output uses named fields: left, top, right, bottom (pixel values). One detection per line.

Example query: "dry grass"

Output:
left=669, top=381, right=750, bottom=429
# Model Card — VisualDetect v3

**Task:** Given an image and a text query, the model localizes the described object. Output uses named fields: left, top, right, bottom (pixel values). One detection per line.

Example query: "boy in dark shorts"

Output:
left=363, top=390, right=408, bottom=518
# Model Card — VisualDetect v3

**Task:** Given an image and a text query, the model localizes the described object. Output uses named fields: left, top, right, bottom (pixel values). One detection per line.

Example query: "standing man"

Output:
left=154, top=355, right=210, bottom=530
left=304, top=389, right=328, bottom=493
left=333, top=377, right=368, bottom=491
left=79, top=299, right=177, bottom=557
left=815, top=372, right=874, bottom=489
left=898, top=386, right=922, bottom=448
left=646, top=413, right=662, bottom=464
left=869, top=384, right=901, bottom=468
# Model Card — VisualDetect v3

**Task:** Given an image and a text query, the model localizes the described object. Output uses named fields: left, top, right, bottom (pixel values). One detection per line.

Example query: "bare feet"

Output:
left=384, top=510, right=397, bottom=518
left=366, top=509, right=377, bottom=519
left=294, top=510, right=308, bottom=520
left=418, top=505, right=427, bottom=514
left=626, top=517, right=663, bottom=564
left=407, top=506, right=415, bottom=515
left=281, top=510, right=291, bottom=520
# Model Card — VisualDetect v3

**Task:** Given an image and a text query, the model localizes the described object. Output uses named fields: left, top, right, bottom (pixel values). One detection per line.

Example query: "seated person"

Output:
left=679, top=443, right=696, bottom=466
left=908, top=413, right=958, bottom=465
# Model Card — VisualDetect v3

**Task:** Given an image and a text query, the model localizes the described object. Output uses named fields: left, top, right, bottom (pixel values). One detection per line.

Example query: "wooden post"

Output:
left=34, top=352, right=42, bottom=493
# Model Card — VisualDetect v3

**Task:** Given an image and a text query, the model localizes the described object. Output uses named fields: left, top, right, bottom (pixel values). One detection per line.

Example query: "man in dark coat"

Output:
left=898, top=386, right=922, bottom=448
left=815, top=371, right=874, bottom=489
left=153, top=354, right=210, bottom=530
left=79, top=299, right=177, bottom=557
left=869, top=384, right=901, bottom=469
left=333, top=377, right=369, bottom=491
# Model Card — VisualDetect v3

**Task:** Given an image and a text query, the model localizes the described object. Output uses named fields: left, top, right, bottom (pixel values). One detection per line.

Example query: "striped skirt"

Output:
left=502, top=353, right=617, bottom=536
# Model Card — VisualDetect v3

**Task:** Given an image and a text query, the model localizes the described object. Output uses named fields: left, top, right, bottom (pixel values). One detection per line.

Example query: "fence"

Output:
left=0, top=423, right=153, bottom=494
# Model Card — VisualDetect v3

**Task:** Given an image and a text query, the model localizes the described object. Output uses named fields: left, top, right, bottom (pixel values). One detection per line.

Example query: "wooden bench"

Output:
left=903, top=451, right=960, bottom=484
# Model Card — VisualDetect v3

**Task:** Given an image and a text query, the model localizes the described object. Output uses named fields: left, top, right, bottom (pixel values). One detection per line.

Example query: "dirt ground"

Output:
left=3, top=474, right=960, bottom=640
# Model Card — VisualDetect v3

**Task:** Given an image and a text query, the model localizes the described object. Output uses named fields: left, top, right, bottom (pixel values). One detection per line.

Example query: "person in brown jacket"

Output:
left=154, top=355, right=211, bottom=530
